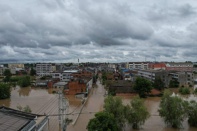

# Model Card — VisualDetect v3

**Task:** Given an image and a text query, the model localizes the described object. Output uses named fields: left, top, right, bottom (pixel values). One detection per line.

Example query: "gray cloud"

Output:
left=0, top=0, right=197, bottom=63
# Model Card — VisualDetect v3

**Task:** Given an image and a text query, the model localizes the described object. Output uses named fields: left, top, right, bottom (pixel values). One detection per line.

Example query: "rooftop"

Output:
left=0, top=106, right=37, bottom=131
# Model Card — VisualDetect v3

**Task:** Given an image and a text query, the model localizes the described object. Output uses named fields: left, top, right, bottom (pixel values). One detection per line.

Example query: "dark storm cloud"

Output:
left=0, top=0, right=197, bottom=62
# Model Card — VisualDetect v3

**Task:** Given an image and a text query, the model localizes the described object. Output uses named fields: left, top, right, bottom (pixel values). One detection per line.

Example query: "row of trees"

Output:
left=3, top=68, right=35, bottom=81
left=3, top=69, right=31, bottom=87
left=87, top=91, right=197, bottom=130
left=0, top=69, right=32, bottom=99
left=87, top=96, right=149, bottom=130
left=159, top=90, right=197, bottom=128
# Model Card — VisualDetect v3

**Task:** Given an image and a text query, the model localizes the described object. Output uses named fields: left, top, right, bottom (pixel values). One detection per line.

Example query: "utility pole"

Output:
left=58, top=90, right=62, bottom=127
left=58, top=88, right=68, bottom=131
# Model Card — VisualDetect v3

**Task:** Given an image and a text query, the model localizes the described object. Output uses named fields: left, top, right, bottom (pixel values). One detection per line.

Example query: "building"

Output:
left=148, top=63, right=166, bottom=70
left=36, top=63, right=53, bottom=77
left=165, top=62, right=193, bottom=72
left=64, top=78, right=92, bottom=95
left=108, top=80, right=134, bottom=94
left=137, top=69, right=168, bottom=87
left=128, top=62, right=149, bottom=70
left=8, top=63, right=24, bottom=69
left=71, top=70, right=93, bottom=78
left=0, top=106, right=48, bottom=131
left=51, top=70, right=79, bottom=81
left=0, top=67, right=8, bottom=76
left=168, top=71, right=194, bottom=87
left=53, top=81, right=67, bottom=89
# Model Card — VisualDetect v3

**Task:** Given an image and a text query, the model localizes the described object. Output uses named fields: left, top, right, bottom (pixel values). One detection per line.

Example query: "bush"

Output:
left=188, top=101, right=197, bottom=127
left=179, top=87, right=190, bottom=95
left=193, top=88, right=197, bottom=94
left=0, top=83, right=11, bottom=99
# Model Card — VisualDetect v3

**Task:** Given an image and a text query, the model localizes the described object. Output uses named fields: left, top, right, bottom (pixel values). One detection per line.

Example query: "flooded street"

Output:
left=1, top=83, right=197, bottom=131
left=67, top=80, right=105, bottom=131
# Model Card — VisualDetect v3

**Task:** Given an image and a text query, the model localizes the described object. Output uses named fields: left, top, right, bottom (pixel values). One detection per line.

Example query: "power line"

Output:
left=35, top=95, right=58, bottom=114
left=38, top=112, right=160, bottom=117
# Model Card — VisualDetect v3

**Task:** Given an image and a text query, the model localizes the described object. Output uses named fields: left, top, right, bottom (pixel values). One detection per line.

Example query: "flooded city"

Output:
left=1, top=81, right=197, bottom=131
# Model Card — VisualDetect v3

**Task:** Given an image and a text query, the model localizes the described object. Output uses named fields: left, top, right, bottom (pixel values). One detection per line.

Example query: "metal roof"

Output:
left=0, top=106, right=36, bottom=131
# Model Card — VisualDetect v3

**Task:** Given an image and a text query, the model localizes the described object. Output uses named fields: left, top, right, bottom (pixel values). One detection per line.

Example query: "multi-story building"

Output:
left=138, top=70, right=166, bottom=82
left=168, top=72, right=194, bottom=87
left=64, top=78, right=92, bottom=95
left=0, top=67, right=8, bottom=76
left=51, top=70, right=79, bottom=81
left=128, top=62, right=149, bottom=70
left=148, top=63, right=166, bottom=70
left=8, top=63, right=24, bottom=69
left=137, top=69, right=167, bottom=83
left=165, top=62, right=193, bottom=72
left=36, top=63, right=52, bottom=77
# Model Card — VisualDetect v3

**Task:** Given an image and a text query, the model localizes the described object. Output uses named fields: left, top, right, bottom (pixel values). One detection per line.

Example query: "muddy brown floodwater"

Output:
left=1, top=84, right=197, bottom=131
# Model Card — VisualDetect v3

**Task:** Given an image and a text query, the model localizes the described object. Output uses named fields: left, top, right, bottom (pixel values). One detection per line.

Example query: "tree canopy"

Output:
left=188, top=100, right=197, bottom=127
left=18, top=76, right=31, bottom=87
left=158, top=90, right=188, bottom=128
left=30, top=68, right=36, bottom=76
left=3, top=69, right=12, bottom=82
left=125, top=96, right=150, bottom=129
left=134, top=77, right=152, bottom=98
left=87, top=112, right=118, bottom=131
left=153, top=77, right=165, bottom=90
left=0, top=83, right=10, bottom=99
left=104, top=96, right=127, bottom=130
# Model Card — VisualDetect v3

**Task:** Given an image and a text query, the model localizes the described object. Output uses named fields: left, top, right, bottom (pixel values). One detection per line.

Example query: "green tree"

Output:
left=158, top=90, right=188, bottom=128
left=169, top=79, right=179, bottom=88
left=188, top=100, right=197, bottom=127
left=102, top=71, right=107, bottom=85
left=104, top=96, right=126, bottom=130
left=153, top=77, right=165, bottom=90
left=179, top=87, right=190, bottom=95
left=125, top=96, right=150, bottom=129
left=134, top=77, right=152, bottom=98
left=87, top=112, right=118, bottom=131
left=0, top=83, right=11, bottom=99
left=3, top=69, right=12, bottom=82
left=18, top=76, right=31, bottom=87
left=30, top=68, right=36, bottom=76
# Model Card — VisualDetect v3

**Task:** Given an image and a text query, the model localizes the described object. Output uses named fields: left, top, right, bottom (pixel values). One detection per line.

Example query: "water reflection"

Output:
left=0, top=98, right=11, bottom=107
left=18, top=86, right=31, bottom=97
left=1, top=85, right=197, bottom=131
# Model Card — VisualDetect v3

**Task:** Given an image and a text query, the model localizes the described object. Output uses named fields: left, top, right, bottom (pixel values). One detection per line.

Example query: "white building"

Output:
left=36, top=63, right=53, bottom=77
left=128, top=62, right=149, bottom=70
left=51, top=70, right=79, bottom=81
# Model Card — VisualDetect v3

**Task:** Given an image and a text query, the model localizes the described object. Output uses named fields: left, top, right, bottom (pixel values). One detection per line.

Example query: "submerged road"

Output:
left=67, top=80, right=105, bottom=131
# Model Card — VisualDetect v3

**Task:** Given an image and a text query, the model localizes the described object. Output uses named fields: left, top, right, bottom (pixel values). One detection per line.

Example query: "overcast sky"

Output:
left=0, top=0, right=197, bottom=63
